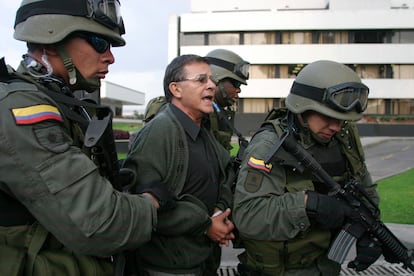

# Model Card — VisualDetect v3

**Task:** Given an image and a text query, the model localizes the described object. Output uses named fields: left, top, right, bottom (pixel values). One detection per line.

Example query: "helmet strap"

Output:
left=56, top=44, right=77, bottom=85
left=218, top=82, right=233, bottom=107
left=297, top=113, right=309, bottom=128
left=56, top=44, right=101, bottom=93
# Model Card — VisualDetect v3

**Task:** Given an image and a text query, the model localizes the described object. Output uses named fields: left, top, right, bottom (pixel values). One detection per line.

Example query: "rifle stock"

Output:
left=281, top=133, right=414, bottom=272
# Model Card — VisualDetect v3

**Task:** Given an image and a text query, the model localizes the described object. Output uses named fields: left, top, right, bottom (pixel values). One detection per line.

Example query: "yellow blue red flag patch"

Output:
left=12, top=104, right=63, bottom=125
left=247, top=156, right=273, bottom=173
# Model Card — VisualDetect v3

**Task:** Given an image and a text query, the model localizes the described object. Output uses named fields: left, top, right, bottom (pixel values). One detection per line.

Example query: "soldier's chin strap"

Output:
left=56, top=44, right=101, bottom=93
left=217, top=82, right=233, bottom=107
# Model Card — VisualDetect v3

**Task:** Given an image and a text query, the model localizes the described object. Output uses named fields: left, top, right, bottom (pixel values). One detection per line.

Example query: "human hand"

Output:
left=206, top=208, right=235, bottom=246
left=136, top=182, right=176, bottom=212
left=348, top=233, right=382, bottom=271
left=305, top=191, right=354, bottom=229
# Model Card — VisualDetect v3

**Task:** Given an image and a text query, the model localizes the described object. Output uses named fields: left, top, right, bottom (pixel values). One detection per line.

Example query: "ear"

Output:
left=169, top=82, right=183, bottom=99
left=43, top=46, right=59, bottom=57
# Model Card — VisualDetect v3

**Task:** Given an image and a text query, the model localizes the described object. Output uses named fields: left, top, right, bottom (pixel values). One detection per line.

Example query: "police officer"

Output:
left=205, top=49, right=249, bottom=151
left=0, top=1, right=172, bottom=275
left=233, top=60, right=382, bottom=275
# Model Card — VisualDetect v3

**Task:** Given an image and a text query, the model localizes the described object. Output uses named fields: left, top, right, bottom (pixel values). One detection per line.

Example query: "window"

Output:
left=244, top=32, right=276, bottom=45
left=282, top=31, right=312, bottom=44
left=366, top=99, right=386, bottom=114
left=393, top=65, right=414, bottom=79
left=350, top=30, right=388, bottom=43
left=391, top=31, right=414, bottom=43
left=315, top=31, right=349, bottom=44
left=250, top=65, right=276, bottom=78
left=242, top=98, right=275, bottom=113
left=180, top=33, right=205, bottom=46
left=208, top=33, right=240, bottom=45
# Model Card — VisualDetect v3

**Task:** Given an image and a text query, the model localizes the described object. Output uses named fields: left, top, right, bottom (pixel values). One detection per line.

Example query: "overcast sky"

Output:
left=0, top=1, right=191, bottom=113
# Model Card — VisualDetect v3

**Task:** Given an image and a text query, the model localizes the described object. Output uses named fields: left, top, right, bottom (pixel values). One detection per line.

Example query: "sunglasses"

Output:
left=177, top=74, right=214, bottom=84
left=75, top=33, right=111, bottom=54
left=229, top=79, right=242, bottom=88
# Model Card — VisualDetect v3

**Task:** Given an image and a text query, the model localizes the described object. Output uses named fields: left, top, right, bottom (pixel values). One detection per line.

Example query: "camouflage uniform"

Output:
left=233, top=60, right=380, bottom=275
left=0, top=1, right=157, bottom=275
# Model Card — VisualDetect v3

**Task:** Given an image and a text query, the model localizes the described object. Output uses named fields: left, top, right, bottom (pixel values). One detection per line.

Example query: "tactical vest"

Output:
left=0, top=61, right=113, bottom=276
left=209, top=109, right=235, bottom=151
left=241, top=109, right=366, bottom=275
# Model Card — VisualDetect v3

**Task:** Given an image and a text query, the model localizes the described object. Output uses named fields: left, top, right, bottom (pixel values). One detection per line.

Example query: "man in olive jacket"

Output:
left=124, top=54, right=236, bottom=275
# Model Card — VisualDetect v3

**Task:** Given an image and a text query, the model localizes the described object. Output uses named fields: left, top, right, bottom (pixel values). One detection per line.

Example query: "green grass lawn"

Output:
left=377, top=168, right=414, bottom=224
left=113, top=122, right=142, bottom=133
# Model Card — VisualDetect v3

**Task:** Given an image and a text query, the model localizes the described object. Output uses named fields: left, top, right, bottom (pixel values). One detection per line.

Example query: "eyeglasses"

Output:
left=205, top=57, right=250, bottom=80
left=75, top=33, right=111, bottom=54
left=291, top=81, right=369, bottom=113
left=177, top=74, right=214, bottom=84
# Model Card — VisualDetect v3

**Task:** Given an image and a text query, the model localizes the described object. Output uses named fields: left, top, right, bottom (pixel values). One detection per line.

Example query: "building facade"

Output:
left=169, top=0, right=414, bottom=118
left=76, top=80, right=145, bottom=117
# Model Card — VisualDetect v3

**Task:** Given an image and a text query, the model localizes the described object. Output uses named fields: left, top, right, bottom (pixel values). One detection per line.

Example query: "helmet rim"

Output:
left=14, top=14, right=125, bottom=46
left=286, top=93, right=362, bottom=121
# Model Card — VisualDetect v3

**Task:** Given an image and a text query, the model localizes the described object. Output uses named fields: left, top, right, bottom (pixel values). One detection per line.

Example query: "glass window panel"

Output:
left=209, top=33, right=239, bottom=45
left=250, top=65, right=275, bottom=78
left=399, top=65, right=414, bottom=78
left=244, top=32, right=276, bottom=45
left=180, top=33, right=205, bottom=46
left=243, top=99, right=275, bottom=113
left=366, top=99, right=385, bottom=114
left=391, top=31, right=414, bottom=43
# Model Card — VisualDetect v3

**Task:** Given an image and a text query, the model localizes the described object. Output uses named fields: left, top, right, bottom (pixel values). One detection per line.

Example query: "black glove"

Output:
left=136, top=182, right=177, bottom=212
left=382, top=245, right=400, bottom=264
left=348, top=233, right=382, bottom=271
left=305, top=191, right=353, bottom=229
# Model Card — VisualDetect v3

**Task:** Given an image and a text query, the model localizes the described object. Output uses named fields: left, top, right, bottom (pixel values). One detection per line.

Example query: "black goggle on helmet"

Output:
left=205, top=49, right=250, bottom=85
left=14, top=0, right=125, bottom=47
left=286, top=60, right=369, bottom=121
left=290, top=81, right=369, bottom=113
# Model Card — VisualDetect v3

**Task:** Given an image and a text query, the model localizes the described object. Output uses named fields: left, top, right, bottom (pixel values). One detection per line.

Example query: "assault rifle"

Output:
left=280, top=132, right=414, bottom=272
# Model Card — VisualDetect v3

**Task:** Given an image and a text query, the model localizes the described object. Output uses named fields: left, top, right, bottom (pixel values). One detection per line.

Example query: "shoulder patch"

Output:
left=247, top=156, right=273, bottom=173
left=11, top=104, right=63, bottom=125
left=244, top=171, right=263, bottom=193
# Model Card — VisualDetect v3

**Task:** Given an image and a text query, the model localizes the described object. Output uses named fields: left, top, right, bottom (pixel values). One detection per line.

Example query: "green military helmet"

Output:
left=143, top=96, right=167, bottom=123
left=286, top=60, right=369, bottom=121
left=14, top=0, right=125, bottom=47
left=205, top=49, right=249, bottom=85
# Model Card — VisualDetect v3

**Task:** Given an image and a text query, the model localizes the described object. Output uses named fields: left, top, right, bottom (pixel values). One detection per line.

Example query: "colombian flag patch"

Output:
left=247, top=156, right=273, bottom=173
left=12, top=104, right=63, bottom=125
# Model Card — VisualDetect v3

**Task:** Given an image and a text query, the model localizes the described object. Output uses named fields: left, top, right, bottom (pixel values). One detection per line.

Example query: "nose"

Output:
left=328, top=118, right=343, bottom=132
left=207, top=77, right=216, bottom=90
left=103, top=48, right=115, bottom=64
